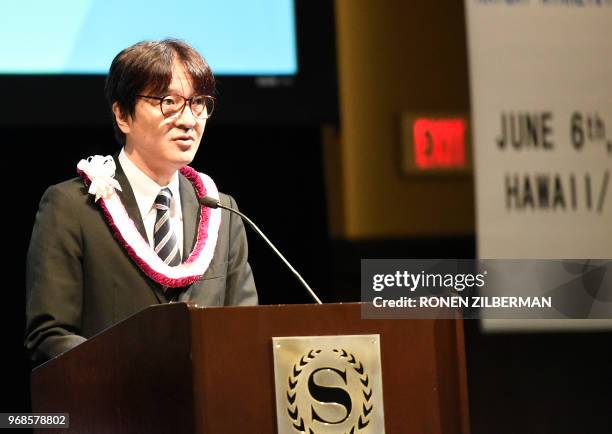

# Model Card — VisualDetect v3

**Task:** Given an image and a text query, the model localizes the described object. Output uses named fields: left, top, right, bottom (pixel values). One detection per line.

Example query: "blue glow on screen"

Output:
left=0, top=0, right=297, bottom=75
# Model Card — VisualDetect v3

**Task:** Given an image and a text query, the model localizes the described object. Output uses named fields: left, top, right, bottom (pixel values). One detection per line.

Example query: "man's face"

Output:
left=115, top=59, right=207, bottom=182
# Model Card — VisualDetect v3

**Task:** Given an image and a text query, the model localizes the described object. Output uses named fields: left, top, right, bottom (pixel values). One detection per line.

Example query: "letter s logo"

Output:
left=307, top=367, right=352, bottom=424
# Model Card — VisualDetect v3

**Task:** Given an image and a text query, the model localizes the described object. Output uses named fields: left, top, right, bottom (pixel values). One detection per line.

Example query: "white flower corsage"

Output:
left=76, top=155, right=122, bottom=201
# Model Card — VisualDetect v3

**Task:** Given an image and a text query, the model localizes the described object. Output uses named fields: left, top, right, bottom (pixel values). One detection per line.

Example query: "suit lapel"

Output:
left=180, top=173, right=200, bottom=258
left=113, top=155, right=164, bottom=303
left=114, top=158, right=148, bottom=242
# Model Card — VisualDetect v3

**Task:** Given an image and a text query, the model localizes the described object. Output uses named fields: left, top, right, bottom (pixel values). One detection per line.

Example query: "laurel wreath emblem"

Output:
left=286, top=348, right=373, bottom=434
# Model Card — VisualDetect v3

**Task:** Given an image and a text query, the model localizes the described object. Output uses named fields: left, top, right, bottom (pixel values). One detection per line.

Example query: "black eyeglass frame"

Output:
left=136, top=94, right=215, bottom=119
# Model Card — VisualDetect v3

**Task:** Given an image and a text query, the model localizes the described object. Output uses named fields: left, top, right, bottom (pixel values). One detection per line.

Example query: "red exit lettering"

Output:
left=413, top=118, right=466, bottom=169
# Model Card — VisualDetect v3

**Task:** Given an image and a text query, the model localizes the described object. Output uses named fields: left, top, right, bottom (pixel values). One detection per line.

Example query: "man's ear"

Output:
left=112, top=102, right=131, bottom=134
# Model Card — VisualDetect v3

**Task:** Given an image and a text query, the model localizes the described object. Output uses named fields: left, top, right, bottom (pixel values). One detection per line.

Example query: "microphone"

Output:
left=199, top=196, right=322, bottom=304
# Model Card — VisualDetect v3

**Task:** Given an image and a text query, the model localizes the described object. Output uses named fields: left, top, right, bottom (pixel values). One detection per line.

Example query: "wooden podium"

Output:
left=31, top=303, right=469, bottom=433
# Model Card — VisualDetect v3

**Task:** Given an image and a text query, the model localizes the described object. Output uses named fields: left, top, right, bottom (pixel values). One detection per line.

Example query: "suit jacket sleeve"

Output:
left=224, top=195, right=258, bottom=306
left=25, top=185, right=87, bottom=365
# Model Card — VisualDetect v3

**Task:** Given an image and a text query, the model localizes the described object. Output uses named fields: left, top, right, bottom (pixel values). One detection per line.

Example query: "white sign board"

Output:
left=465, top=0, right=612, bottom=330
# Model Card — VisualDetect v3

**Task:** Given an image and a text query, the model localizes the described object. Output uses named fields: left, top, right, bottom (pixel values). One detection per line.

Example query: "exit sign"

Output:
left=400, top=113, right=471, bottom=175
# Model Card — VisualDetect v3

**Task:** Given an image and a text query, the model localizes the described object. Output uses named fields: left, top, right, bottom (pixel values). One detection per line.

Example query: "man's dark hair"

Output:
left=105, top=39, right=215, bottom=145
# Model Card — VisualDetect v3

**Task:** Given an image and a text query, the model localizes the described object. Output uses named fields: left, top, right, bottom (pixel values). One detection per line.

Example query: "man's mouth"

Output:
left=173, top=135, right=195, bottom=142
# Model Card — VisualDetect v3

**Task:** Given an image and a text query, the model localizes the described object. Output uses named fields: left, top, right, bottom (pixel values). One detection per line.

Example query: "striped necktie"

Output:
left=154, top=188, right=181, bottom=266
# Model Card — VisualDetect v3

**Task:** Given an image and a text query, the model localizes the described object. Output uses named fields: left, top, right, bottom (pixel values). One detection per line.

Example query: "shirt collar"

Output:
left=118, top=148, right=181, bottom=218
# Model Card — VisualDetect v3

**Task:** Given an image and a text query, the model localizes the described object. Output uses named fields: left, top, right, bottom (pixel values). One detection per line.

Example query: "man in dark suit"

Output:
left=25, top=39, right=257, bottom=366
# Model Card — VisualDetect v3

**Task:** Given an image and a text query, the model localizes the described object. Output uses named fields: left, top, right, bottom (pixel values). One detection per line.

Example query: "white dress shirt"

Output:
left=118, top=148, right=183, bottom=257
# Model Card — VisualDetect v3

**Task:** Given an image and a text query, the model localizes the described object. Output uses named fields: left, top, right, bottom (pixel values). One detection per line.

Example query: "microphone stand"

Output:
left=199, top=196, right=323, bottom=305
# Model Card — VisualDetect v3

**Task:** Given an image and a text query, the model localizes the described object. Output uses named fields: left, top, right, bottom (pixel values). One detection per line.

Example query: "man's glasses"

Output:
left=137, top=94, right=215, bottom=119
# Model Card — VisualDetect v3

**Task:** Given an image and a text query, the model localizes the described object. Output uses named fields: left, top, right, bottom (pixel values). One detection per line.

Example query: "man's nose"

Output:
left=174, top=104, right=198, bottom=128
